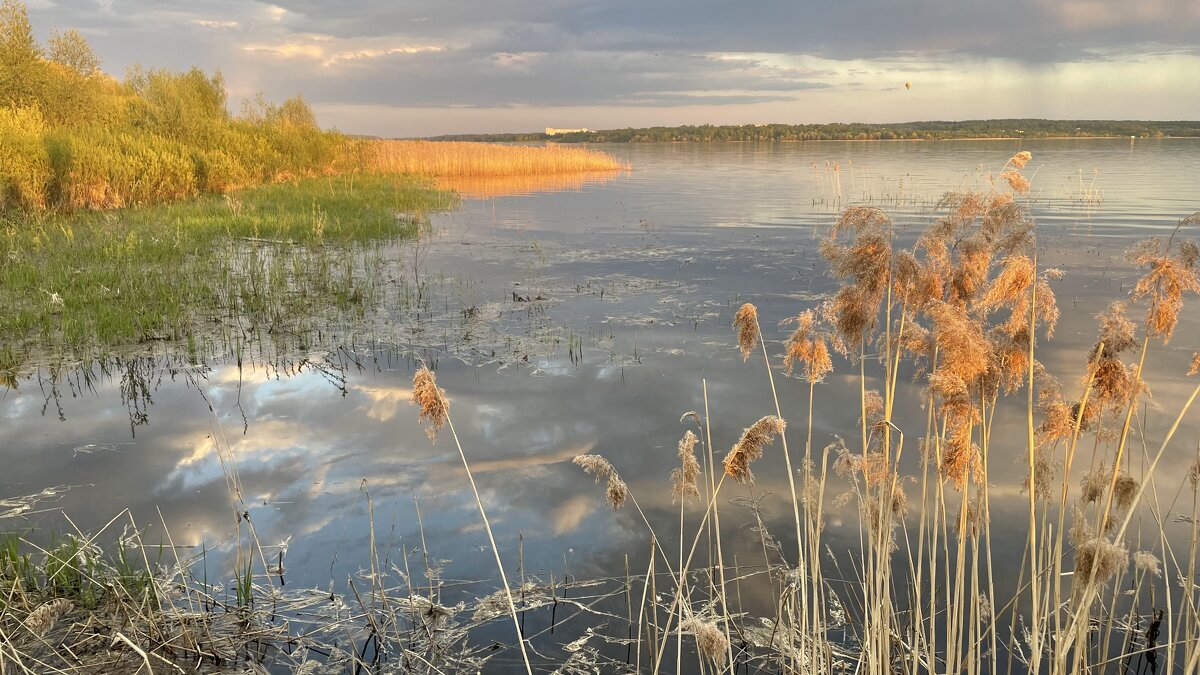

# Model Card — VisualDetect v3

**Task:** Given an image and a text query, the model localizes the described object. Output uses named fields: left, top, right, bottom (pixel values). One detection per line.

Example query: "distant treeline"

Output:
left=428, top=119, right=1200, bottom=144
left=0, top=0, right=348, bottom=212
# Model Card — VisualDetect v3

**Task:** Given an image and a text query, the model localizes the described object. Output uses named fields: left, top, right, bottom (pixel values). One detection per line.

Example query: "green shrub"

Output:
left=59, top=126, right=196, bottom=209
left=0, top=105, right=51, bottom=210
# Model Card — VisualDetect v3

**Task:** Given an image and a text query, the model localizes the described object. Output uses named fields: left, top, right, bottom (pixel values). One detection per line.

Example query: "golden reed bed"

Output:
left=434, top=171, right=621, bottom=199
left=363, top=140, right=626, bottom=178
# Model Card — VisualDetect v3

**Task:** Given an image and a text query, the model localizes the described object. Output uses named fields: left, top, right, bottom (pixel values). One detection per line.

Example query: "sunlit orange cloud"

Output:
left=357, top=384, right=415, bottom=422
left=550, top=494, right=596, bottom=535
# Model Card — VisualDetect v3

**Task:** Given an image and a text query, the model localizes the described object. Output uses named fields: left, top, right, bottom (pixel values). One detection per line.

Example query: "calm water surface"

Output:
left=4, top=139, right=1200, bottom=668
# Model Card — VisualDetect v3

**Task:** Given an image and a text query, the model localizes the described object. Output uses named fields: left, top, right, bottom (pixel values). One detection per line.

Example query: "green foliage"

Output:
left=126, top=65, right=229, bottom=146
left=0, top=1, right=353, bottom=213
left=47, top=28, right=100, bottom=77
left=0, top=0, right=43, bottom=107
left=0, top=105, right=51, bottom=210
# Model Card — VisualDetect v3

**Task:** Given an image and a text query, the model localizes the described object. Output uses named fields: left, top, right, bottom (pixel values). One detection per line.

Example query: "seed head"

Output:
left=1023, top=448, right=1058, bottom=502
left=999, top=170, right=1031, bottom=194
left=723, top=416, right=786, bottom=484
left=574, top=454, right=614, bottom=481
left=1075, top=537, right=1127, bottom=585
left=671, top=430, right=702, bottom=503
left=734, top=303, right=760, bottom=361
left=1080, top=466, right=1109, bottom=506
left=955, top=493, right=987, bottom=539
left=1113, top=473, right=1139, bottom=512
left=605, top=474, right=628, bottom=510
left=943, top=421, right=982, bottom=489
left=783, top=310, right=835, bottom=382
left=574, top=454, right=627, bottom=509
left=1090, top=302, right=1138, bottom=360
left=682, top=618, right=728, bottom=668
left=1134, top=550, right=1161, bottom=577
left=411, top=366, right=449, bottom=442
left=1009, top=151, right=1033, bottom=169
left=24, top=599, right=72, bottom=637
left=1129, top=236, right=1200, bottom=343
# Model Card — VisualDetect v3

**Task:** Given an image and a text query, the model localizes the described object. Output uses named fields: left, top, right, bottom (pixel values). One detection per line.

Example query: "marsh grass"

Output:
left=0, top=174, right=456, bottom=369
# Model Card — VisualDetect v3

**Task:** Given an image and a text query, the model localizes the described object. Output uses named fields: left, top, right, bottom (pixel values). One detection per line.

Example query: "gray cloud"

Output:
left=24, top=0, right=1200, bottom=134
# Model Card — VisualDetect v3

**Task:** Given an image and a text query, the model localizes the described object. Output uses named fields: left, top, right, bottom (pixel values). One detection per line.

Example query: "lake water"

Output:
left=4, top=139, right=1200, bottom=672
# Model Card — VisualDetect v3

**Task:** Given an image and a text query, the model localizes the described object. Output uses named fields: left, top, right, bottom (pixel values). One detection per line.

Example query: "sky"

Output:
left=24, top=0, right=1200, bottom=137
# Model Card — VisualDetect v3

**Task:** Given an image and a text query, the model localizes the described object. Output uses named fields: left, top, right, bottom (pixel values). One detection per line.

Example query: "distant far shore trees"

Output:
left=429, top=119, right=1200, bottom=144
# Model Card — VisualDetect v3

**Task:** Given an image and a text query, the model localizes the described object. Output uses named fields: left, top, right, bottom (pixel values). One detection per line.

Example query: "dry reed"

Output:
left=671, top=431, right=702, bottom=502
left=363, top=140, right=624, bottom=177
left=734, top=303, right=760, bottom=360
left=723, top=415, right=786, bottom=483
left=412, top=365, right=450, bottom=441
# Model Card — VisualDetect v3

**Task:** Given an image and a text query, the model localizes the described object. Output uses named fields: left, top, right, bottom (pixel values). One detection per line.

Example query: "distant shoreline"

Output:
left=424, top=120, right=1200, bottom=144
left=420, top=135, right=1200, bottom=144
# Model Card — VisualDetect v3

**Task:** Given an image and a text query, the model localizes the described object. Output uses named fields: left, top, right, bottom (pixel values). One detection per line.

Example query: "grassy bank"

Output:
left=1, top=0, right=619, bottom=217
left=0, top=175, right=456, bottom=367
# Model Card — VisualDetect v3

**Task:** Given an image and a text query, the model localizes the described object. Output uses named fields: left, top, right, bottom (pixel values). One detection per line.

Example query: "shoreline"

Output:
left=555, top=135, right=1199, bottom=144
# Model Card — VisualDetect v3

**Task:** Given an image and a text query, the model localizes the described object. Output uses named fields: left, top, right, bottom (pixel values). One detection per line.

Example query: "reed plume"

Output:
left=927, top=301, right=992, bottom=397
left=574, top=454, right=627, bottom=509
left=943, top=421, right=983, bottom=488
left=411, top=365, right=449, bottom=441
left=1134, top=550, right=1162, bottom=577
left=671, top=430, right=701, bottom=503
left=24, top=599, right=72, bottom=637
left=734, top=303, right=760, bottom=361
left=723, top=415, right=786, bottom=483
left=1075, top=537, right=1127, bottom=584
left=682, top=618, right=729, bottom=669
left=1112, top=473, right=1139, bottom=512
left=783, top=309, right=835, bottom=382
left=1008, top=151, right=1033, bottom=169
left=821, top=206, right=894, bottom=350
left=999, top=170, right=1031, bottom=194
left=1080, top=466, right=1110, bottom=506
left=1129, top=232, right=1200, bottom=343
left=1023, top=448, right=1058, bottom=502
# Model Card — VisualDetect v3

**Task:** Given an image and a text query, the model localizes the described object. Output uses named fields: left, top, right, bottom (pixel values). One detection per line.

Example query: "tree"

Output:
left=48, top=28, right=100, bottom=77
left=0, top=0, right=45, bottom=106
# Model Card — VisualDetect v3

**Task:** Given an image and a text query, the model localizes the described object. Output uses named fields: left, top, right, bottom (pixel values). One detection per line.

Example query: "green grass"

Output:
left=0, top=174, right=457, bottom=369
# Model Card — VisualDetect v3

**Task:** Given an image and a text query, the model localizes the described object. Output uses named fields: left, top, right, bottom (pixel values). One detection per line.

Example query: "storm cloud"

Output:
left=25, top=0, right=1200, bottom=135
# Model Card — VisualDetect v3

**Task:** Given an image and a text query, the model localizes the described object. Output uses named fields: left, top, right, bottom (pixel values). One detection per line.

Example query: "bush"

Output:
left=0, top=105, right=51, bottom=210
left=58, top=127, right=195, bottom=209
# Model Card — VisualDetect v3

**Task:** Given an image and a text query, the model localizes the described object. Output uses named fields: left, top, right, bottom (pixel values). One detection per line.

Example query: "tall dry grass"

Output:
left=363, top=140, right=625, bottom=178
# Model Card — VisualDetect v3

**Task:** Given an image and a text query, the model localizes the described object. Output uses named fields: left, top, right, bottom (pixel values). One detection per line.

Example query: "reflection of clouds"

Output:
left=357, top=384, right=414, bottom=422
left=550, top=495, right=595, bottom=535
left=164, top=420, right=328, bottom=489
